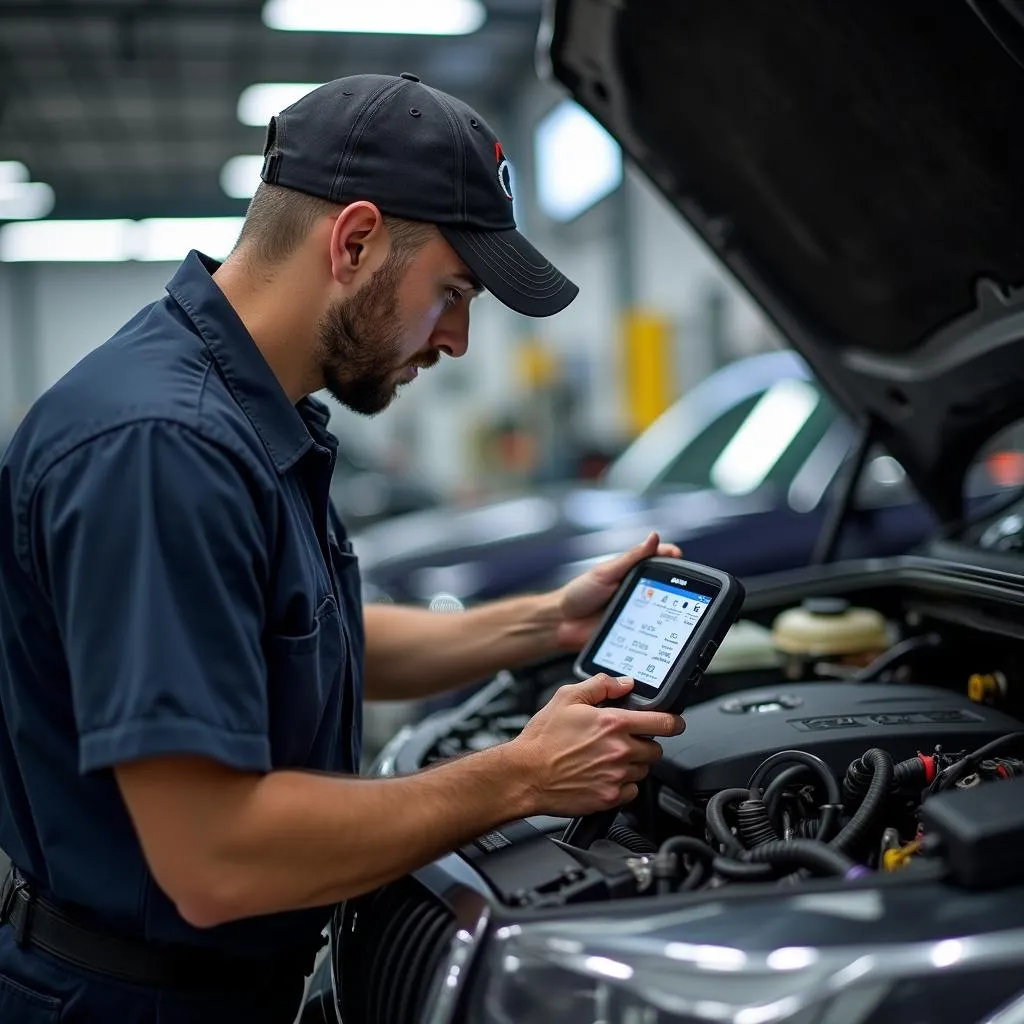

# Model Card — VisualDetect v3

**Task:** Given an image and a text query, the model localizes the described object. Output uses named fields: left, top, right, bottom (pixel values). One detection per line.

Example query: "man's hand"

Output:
left=506, top=673, right=685, bottom=817
left=554, top=531, right=682, bottom=651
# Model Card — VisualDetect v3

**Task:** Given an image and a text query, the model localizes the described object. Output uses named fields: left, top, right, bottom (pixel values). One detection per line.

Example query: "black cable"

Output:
left=748, top=751, right=842, bottom=841
left=703, top=788, right=750, bottom=856
left=831, top=748, right=894, bottom=855
left=763, top=765, right=813, bottom=815
left=928, top=733, right=1024, bottom=796
left=742, top=839, right=863, bottom=878
left=655, top=836, right=717, bottom=893
left=851, top=632, right=942, bottom=683
left=962, top=732, right=1024, bottom=768
left=606, top=824, right=657, bottom=855
left=711, top=856, right=776, bottom=882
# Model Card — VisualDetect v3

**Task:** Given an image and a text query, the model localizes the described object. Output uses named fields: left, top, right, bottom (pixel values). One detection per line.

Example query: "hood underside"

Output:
left=545, top=0, right=1024, bottom=522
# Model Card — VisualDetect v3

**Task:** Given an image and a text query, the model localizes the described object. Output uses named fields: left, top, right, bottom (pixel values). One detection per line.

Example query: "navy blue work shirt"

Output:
left=0, top=251, right=364, bottom=959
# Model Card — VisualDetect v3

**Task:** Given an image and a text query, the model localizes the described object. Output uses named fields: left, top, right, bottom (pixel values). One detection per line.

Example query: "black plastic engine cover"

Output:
left=654, top=683, right=1020, bottom=795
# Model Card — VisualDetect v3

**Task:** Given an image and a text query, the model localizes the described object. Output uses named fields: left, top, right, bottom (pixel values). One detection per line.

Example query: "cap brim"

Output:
left=439, top=226, right=578, bottom=317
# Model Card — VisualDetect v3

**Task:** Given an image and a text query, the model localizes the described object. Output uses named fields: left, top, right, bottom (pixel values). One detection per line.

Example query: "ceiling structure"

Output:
left=0, top=0, right=543, bottom=221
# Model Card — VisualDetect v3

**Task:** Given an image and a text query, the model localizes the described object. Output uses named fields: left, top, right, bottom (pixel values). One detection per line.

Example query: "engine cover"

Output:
left=654, top=682, right=1020, bottom=794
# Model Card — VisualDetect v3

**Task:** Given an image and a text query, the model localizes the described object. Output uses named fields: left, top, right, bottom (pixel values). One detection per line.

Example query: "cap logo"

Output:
left=495, top=142, right=513, bottom=202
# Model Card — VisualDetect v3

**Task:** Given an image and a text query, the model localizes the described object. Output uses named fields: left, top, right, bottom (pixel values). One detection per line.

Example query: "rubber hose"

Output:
left=793, top=815, right=823, bottom=840
left=607, top=824, right=657, bottom=855
left=750, top=751, right=841, bottom=842
left=895, top=757, right=928, bottom=790
left=737, top=797, right=780, bottom=849
left=656, top=836, right=717, bottom=893
left=843, top=755, right=926, bottom=807
left=831, top=748, right=894, bottom=855
left=748, top=750, right=840, bottom=803
left=742, top=839, right=861, bottom=878
left=763, top=765, right=813, bottom=817
left=711, top=856, right=776, bottom=882
left=704, top=788, right=751, bottom=856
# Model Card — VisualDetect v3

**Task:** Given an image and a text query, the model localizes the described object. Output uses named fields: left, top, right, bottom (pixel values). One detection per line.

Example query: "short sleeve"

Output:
left=32, top=421, right=273, bottom=775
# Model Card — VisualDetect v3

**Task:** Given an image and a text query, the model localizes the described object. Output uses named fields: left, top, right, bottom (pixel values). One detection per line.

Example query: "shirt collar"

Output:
left=166, top=250, right=335, bottom=472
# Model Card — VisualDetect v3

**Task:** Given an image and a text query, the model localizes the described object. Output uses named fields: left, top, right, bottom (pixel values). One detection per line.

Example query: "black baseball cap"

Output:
left=259, top=73, right=578, bottom=318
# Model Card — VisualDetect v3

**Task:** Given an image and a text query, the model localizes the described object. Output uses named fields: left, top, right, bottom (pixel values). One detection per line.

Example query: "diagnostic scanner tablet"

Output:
left=573, top=556, right=745, bottom=715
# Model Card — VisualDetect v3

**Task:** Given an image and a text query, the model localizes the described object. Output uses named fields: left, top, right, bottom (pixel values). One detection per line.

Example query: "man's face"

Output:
left=317, top=233, right=480, bottom=416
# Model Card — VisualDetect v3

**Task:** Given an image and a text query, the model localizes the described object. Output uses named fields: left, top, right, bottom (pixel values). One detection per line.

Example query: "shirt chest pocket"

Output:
left=264, top=594, right=345, bottom=767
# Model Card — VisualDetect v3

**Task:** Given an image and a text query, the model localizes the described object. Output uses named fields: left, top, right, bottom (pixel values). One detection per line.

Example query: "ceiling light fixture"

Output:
left=534, top=100, right=622, bottom=222
left=220, top=156, right=265, bottom=199
left=0, top=220, right=134, bottom=262
left=262, top=0, right=486, bottom=35
left=0, top=217, right=245, bottom=263
left=134, top=218, right=245, bottom=262
left=0, top=181, right=56, bottom=221
left=0, top=161, right=30, bottom=186
left=237, top=83, right=321, bottom=127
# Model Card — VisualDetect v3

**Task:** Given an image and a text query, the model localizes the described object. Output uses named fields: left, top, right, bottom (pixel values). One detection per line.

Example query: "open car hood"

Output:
left=544, top=0, right=1024, bottom=523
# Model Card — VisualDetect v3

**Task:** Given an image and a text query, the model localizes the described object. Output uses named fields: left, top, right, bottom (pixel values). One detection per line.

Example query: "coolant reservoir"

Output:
left=706, top=620, right=781, bottom=674
left=771, top=597, right=890, bottom=674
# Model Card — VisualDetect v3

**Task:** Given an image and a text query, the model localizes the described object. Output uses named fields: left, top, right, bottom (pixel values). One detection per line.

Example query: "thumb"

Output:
left=597, top=532, right=661, bottom=581
left=565, top=673, right=634, bottom=706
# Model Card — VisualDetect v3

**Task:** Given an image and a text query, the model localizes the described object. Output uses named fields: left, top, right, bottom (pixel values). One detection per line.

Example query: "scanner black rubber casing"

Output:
left=572, top=557, right=745, bottom=716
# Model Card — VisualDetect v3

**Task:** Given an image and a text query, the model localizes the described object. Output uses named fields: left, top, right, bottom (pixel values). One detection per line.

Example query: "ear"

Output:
left=328, top=202, right=387, bottom=285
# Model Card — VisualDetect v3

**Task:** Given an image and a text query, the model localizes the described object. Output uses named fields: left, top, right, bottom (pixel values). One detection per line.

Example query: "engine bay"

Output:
left=398, top=561, right=1024, bottom=907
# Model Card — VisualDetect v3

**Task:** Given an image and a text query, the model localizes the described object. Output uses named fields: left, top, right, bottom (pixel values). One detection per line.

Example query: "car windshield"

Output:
left=606, top=374, right=838, bottom=497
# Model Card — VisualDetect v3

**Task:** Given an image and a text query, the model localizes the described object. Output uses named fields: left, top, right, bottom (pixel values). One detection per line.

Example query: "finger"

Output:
left=656, top=543, right=683, bottom=559
left=563, top=673, right=633, bottom=706
left=626, top=737, right=664, bottom=763
left=617, top=783, right=640, bottom=805
left=594, top=532, right=660, bottom=581
left=612, top=709, right=686, bottom=738
left=623, top=763, right=651, bottom=784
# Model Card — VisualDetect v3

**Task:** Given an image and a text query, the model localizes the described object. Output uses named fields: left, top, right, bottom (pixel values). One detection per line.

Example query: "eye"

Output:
left=443, top=287, right=463, bottom=309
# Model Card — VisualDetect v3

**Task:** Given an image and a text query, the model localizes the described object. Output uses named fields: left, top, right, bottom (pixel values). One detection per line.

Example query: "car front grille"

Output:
left=334, top=876, right=457, bottom=1024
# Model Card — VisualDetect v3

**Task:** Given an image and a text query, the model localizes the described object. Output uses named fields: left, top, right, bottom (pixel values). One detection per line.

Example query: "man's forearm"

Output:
left=363, top=596, right=566, bottom=701
left=163, top=746, right=534, bottom=927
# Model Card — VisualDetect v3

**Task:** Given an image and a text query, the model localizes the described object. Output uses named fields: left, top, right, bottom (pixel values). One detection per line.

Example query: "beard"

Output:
left=316, top=252, right=438, bottom=416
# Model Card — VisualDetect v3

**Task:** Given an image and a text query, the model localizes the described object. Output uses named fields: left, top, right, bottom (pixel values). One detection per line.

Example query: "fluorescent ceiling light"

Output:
left=0, top=220, right=134, bottom=262
left=0, top=161, right=30, bottom=186
left=535, top=100, right=622, bottom=222
left=135, top=218, right=245, bottom=262
left=710, top=379, right=821, bottom=496
left=0, top=217, right=244, bottom=263
left=237, top=82, right=320, bottom=127
left=220, top=155, right=265, bottom=199
left=262, top=0, right=486, bottom=35
left=0, top=181, right=56, bottom=220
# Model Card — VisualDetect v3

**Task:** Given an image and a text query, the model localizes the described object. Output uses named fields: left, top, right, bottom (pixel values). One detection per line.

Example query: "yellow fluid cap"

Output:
left=771, top=597, right=889, bottom=657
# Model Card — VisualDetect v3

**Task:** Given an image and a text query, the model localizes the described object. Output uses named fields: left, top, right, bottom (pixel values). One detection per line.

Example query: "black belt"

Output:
left=0, top=869, right=323, bottom=992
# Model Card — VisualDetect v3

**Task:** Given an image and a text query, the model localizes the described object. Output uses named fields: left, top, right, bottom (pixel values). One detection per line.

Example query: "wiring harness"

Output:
left=652, top=734, right=1024, bottom=893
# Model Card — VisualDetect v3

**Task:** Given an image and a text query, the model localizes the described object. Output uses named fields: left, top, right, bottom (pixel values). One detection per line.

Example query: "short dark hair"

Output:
left=234, top=182, right=435, bottom=266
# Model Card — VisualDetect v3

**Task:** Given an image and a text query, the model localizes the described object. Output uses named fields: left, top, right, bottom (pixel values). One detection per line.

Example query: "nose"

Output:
left=431, top=304, right=470, bottom=359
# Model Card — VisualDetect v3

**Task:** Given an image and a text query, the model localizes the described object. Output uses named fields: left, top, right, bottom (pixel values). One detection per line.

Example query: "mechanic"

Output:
left=0, top=74, right=685, bottom=1024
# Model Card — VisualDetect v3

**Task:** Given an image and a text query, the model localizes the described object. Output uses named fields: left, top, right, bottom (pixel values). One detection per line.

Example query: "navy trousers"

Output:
left=0, top=925, right=306, bottom=1024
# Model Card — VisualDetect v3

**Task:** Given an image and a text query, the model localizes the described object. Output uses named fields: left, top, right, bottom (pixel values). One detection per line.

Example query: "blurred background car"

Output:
left=329, top=435, right=440, bottom=531
left=354, top=347, right=1014, bottom=611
